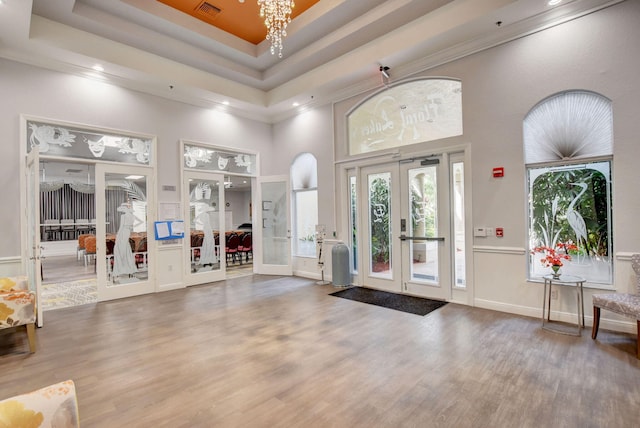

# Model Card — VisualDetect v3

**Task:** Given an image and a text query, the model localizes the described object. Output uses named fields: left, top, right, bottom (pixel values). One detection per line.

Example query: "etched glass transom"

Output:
left=26, top=120, right=152, bottom=165
left=347, top=78, right=463, bottom=155
left=183, top=143, right=256, bottom=176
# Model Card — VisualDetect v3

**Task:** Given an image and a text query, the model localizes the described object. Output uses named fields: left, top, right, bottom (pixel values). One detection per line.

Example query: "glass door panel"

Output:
left=360, top=164, right=400, bottom=292
left=368, top=172, right=393, bottom=279
left=452, top=159, right=466, bottom=288
left=348, top=173, right=358, bottom=273
left=183, top=172, right=225, bottom=285
left=400, top=158, right=451, bottom=300
left=256, top=176, right=292, bottom=275
left=353, top=154, right=465, bottom=301
left=407, top=165, right=439, bottom=284
left=96, top=164, right=155, bottom=301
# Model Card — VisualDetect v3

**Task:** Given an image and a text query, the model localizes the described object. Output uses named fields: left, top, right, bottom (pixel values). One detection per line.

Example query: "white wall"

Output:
left=289, top=1, right=640, bottom=329
left=225, top=189, right=252, bottom=228
left=0, top=59, right=272, bottom=259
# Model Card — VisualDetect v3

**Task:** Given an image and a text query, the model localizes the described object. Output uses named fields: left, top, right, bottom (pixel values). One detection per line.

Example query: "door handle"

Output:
left=399, top=235, right=445, bottom=242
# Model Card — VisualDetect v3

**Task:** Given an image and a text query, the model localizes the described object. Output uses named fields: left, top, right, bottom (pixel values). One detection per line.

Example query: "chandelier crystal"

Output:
left=258, top=0, right=295, bottom=58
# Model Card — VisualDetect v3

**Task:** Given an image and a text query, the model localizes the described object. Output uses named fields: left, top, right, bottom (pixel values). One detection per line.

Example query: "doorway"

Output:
left=355, top=152, right=467, bottom=301
left=182, top=172, right=255, bottom=287
left=37, top=161, right=98, bottom=311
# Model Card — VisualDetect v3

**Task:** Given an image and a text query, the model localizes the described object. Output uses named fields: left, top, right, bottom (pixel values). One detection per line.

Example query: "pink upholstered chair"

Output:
left=0, top=275, right=36, bottom=353
left=592, top=253, right=640, bottom=358
left=0, top=380, right=79, bottom=427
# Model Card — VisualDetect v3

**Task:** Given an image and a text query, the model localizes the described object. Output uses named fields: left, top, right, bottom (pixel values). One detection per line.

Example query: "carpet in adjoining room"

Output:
left=330, top=287, right=447, bottom=316
left=42, top=279, right=98, bottom=310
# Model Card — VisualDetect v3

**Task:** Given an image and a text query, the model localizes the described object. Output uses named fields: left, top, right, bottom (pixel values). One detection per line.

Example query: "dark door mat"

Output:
left=330, top=287, right=447, bottom=316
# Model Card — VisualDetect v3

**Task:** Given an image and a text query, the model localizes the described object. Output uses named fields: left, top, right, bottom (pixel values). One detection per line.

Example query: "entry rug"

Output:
left=41, top=279, right=97, bottom=311
left=330, top=287, right=447, bottom=316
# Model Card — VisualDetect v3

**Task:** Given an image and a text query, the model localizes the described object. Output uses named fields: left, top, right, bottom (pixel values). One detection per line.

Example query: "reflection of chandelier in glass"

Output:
left=258, top=0, right=295, bottom=58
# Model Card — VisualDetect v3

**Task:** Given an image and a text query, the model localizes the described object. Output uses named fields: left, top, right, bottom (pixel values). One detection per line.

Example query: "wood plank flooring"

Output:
left=1, top=275, right=639, bottom=427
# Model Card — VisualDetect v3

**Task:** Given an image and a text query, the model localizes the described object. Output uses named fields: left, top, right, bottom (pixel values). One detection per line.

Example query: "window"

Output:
left=291, top=153, right=318, bottom=257
left=525, top=91, right=613, bottom=285
left=346, top=78, right=462, bottom=155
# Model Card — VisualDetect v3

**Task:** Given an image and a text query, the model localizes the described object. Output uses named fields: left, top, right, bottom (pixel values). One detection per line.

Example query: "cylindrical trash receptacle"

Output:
left=332, top=242, right=351, bottom=287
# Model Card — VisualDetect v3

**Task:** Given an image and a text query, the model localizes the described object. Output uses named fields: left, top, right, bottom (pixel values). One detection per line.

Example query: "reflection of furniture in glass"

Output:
left=77, top=234, right=92, bottom=261
left=225, top=233, right=240, bottom=265
left=106, top=238, right=115, bottom=279
left=84, top=235, right=97, bottom=270
left=215, top=233, right=220, bottom=261
left=191, top=232, right=204, bottom=263
left=238, top=232, right=252, bottom=263
left=134, top=237, right=148, bottom=270
left=75, top=218, right=90, bottom=238
left=542, top=274, right=586, bottom=336
left=60, top=219, right=76, bottom=240
left=0, top=380, right=79, bottom=426
left=592, top=253, right=640, bottom=359
left=43, top=219, right=60, bottom=241
left=0, top=275, right=36, bottom=353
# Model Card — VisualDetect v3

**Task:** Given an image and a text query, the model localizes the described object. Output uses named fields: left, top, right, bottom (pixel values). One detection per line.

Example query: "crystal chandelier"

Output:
left=258, top=0, right=295, bottom=58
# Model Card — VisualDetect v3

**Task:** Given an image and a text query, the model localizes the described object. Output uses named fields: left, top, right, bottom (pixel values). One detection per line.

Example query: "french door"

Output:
left=359, top=153, right=464, bottom=300
left=255, top=176, right=292, bottom=275
left=95, top=164, right=155, bottom=301
left=183, top=171, right=226, bottom=285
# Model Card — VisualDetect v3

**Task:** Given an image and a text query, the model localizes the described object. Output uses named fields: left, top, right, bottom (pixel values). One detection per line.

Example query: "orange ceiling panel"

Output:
left=157, top=0, right=320, bottom=45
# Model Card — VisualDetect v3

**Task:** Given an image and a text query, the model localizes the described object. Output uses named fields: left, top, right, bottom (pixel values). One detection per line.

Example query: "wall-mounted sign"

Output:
left=154, top=220, right=184, bottom=240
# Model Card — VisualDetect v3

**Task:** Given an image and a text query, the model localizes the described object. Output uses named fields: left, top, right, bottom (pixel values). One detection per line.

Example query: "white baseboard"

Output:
left=158, top=283, right=185, bottom=292
left=474, top=298, right=637, bottom=334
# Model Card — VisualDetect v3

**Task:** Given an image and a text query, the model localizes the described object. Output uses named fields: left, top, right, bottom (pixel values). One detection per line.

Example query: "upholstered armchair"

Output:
left=0, top=275, right=36, bottom=353
left=592, top=254, right=640, bottom=358
left=0, top=380, right=79, bottom=427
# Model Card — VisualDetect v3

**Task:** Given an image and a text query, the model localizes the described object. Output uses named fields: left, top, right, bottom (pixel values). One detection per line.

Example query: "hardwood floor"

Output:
left=1, top=275, right=639, bottom=427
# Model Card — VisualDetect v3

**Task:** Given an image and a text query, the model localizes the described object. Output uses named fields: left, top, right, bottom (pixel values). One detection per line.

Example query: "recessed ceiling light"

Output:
left=125, top=175, right=143, bottom=180
left=548, top=0, right=562, bottom=5
left=92, top=64, right=104, bottom=72
left=222, top=100, right=230, bottom=105
left=292, top=102, right=300, bottom=107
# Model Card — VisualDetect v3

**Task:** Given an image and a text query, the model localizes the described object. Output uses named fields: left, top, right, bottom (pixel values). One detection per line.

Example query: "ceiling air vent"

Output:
left=195, top=1, right=221, bottom=19
left=66, top=168, right=83, bottom=173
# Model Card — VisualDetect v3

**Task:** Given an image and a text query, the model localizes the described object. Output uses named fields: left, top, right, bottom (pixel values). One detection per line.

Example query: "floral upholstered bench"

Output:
left=0, top=275, right=37, bottom=353
left=0, top=380, right=79, bottom=427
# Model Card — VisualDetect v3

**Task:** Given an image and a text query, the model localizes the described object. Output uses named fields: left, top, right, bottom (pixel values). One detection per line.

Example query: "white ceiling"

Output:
left=0, top=0, right=621, bottom=123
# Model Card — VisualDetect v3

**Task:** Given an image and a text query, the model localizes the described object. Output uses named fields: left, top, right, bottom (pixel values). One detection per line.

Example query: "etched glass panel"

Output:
left=189, top=179, right=222, bottom=273
left=368, top=172, right=391, bottom=278
left=528, top=162, right=612, bottom=284
left=27, top=120, right=152, bottom=165
left=347, top=79, right=463, bottom=155
left=184, top=143, right=256, bottom=176
left=105, top=174, right=148, bottom=285
left=261, top=181, right=288, bottom=265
